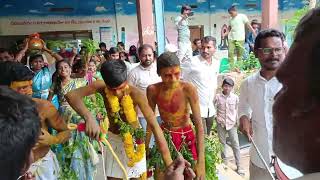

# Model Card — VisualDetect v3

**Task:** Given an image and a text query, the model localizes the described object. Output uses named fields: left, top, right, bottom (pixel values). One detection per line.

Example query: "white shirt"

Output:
left=128, top=62, right=161, bottom=117
left=124, top=61, right=139, bottom=74
left=238, top=71, right=282, bottom=169
left=174, top=15, right=190, bottom=43
left=181, top=55, right=220, bottom=117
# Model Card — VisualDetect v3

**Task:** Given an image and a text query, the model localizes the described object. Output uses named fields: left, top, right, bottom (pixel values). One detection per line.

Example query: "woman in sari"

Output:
left=30, top=47, right=63, bottom=108
left=48, top=60, right=97, bottom=180
left=86, top=59, right=102, bottom=84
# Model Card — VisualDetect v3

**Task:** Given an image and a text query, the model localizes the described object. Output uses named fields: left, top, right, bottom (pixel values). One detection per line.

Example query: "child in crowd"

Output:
left=214, top=77, right=244, bottom=176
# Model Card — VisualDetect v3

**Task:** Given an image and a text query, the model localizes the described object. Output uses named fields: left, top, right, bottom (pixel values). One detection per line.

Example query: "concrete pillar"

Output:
left=261, top=0, right=279, bottom=29
left=154, top=0, right=165, bottom=54
left=136, top=0, right=156, bottom=47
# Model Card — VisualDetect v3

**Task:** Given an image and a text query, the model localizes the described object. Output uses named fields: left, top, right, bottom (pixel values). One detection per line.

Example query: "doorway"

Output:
left=189, top=25, right=204, bottom=50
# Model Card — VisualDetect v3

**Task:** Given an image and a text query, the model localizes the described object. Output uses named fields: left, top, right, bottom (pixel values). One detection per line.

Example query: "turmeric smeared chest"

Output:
left=157, top=90, right=184, bottom=114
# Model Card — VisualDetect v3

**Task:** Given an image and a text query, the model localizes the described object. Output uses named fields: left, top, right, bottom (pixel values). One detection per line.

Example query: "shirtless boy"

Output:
left=65, top=60, right=172, bottom=179
left=146, top=52, right=205, bottom=179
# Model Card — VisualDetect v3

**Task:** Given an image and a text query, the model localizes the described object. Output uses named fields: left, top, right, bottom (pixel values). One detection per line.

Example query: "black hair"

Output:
left=228, top=5, right=237, bottom=12
left=0, top=48, right=14, bottom=62
left=193, top=38, right=201, bottom=45
left=99, top=42, right=106, bottom=48
left=79, top=46, right=87, bottom=55
left=181, top=4, right=192, bottom=14
left=29, top=54, right=44, bottom=63
left=201, top=36, right=217, bottom=46
left=251, top=19, right=259, bottom=26
left=100, top=60, right=127, bottom=88
left=294, top=8, right=320, bottom=102
left=119, top=51, right=129, bottom=62
left=117, top=42, right=125, bottom=48
left=0, top=61, right=34, bottom=86
left=52, top=60, right=71, bottom=95
left=254, top=29, right=285, bottom=50
left=109, top=47, right=120, bottom=55
left=222, top=77, right=235, bottom=86
left=0, top=48, right=15, bottom=56
left=72, top=59, right=84, bottom=73
left=138, top=44, right=154, bottom=55
left=157, top=52, right=180, bottom=76
left=128, top=45, right=138, bottom=62
left=310, top=41, right=320, bottom=102
left=0, top=86, right=40, bottom=180
left=129, top=45, right=137, bottom=54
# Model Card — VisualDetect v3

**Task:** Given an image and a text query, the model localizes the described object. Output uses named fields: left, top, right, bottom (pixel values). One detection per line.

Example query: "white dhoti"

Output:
left=28, top=150, right=60, bottom=180
left=105, top=132, right=146, bottom=179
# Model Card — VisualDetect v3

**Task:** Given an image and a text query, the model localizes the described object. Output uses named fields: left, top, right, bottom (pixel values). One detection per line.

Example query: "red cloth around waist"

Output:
left=161, top=124, right=198, bottom=160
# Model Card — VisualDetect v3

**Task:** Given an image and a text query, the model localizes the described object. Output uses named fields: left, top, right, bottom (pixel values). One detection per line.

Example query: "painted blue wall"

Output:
left=0, top=0, right=135, bottom=16
left=0, top=0, right=311, bottom=16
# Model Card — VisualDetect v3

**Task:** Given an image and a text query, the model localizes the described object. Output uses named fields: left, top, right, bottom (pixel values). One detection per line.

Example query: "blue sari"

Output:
left=32, top=66, right=59, bottom=109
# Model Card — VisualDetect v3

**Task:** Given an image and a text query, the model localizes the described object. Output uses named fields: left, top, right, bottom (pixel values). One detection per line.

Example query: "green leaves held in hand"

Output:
left=46, top=40, right=70, bottom=50
left=81, top=39, right=98, bottom=55
left=147, top=131, right=195, bottom=171
left=134, top=128, right=145, bottom=140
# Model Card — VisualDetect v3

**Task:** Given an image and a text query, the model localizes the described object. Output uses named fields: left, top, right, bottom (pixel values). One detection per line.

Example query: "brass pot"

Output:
left=28, top=33, right=44, bottom=50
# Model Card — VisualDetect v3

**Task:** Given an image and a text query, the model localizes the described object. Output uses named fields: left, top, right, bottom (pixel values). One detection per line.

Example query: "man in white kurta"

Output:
left=238, top=29, right=285, bottom=180
left=181, top=36, right=220, bottom=135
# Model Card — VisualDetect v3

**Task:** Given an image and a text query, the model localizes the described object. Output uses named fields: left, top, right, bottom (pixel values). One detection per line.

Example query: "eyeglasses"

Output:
left=258, top=47, right=283, bottom=55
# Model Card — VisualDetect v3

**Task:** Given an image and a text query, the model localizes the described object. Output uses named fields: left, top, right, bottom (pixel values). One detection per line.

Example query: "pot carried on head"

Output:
left=28, top=33, right=45, bottom=50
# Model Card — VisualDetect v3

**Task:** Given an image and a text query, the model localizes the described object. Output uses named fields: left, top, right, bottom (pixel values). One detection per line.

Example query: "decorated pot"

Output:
left=28, top=33, right=45, bottom=50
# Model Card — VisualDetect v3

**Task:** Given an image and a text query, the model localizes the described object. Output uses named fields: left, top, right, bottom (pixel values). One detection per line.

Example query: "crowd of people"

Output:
left=0, top=4, right=319, bottom=180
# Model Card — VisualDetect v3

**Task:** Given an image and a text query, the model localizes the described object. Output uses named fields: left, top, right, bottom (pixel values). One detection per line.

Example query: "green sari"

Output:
left=54, top=78, right=97, bottom=180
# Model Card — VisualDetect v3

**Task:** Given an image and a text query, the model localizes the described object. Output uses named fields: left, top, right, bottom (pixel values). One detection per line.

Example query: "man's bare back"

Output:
left=32, top=98, right=70, bottom=162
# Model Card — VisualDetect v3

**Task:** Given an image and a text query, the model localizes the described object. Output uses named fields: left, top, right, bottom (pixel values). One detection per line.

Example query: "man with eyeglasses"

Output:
left=238, top=29, right=285, bottom=180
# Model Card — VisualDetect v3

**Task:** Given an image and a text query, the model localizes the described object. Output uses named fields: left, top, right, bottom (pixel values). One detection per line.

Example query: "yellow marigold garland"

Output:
left=140, top=172, right=147, bottom=180
left=121, top=95, right=137, bottom=124
left=105, top=86, right=145, bottom=167
left=104, top=88, right=120, bottom=113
